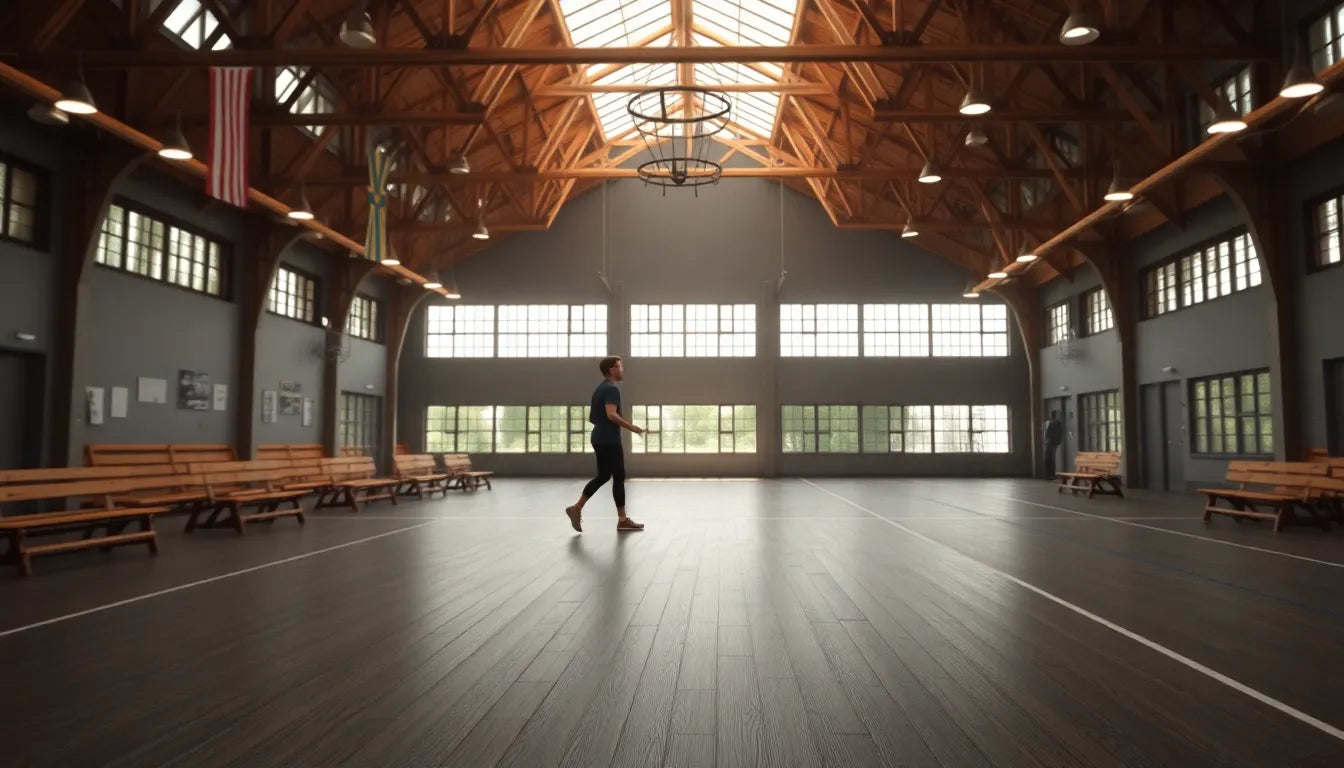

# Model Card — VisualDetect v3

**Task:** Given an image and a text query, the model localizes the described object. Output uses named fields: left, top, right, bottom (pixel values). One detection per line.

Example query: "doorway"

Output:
left=1043, top=396, right=1071, bottom=476
left=1326, top=359, right=1344, bottom=457
left=0, top=351, right=45, bottom=471
left=339, top=392, right=382, bottom=467
left=1141, top=381, right=1185, bottom=491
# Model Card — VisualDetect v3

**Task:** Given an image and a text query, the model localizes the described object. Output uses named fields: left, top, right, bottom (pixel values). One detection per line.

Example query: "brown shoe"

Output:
left=616, top=517, right=644, bottom=532
left=565, top=506, right=582, bottom=532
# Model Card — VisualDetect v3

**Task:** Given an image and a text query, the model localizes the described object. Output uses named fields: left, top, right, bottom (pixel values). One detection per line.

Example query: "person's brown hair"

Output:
left=599, top=356, right=622, bottom=376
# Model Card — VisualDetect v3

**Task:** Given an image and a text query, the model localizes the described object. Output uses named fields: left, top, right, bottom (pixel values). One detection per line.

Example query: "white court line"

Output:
left=801, top=478, right=1344, bottom=744
left=309, top=514, right=1204, bottom=522
left=986, top=493, right=1344, bottom=569
left=0, top=520, right=441, bottom=640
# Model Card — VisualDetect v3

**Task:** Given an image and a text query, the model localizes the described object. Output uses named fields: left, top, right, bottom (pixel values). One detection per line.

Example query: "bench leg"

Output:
left=6, top=530, right=30, bottom=577
left=230, top=503, right=246, bottom=535
left=344, top=488, right=361, bottom=513
left=142, top=515, right=159, bottom=555
left=389, top=487, right=399, bottom=506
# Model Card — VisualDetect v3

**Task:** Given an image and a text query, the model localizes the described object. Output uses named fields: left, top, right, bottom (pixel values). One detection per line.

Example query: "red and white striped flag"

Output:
left=207, top=67, right=252, bottom=208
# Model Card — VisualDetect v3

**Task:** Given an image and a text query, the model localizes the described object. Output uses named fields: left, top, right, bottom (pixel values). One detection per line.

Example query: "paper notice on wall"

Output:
left=86, top=387, right=105, bottom=426
left=137, top=377, right=167, bottom=404
left=302, top=397, right=314, bottom=427
left=213, top=383, right=228, bottom=412
left=110, top=386, right=129, bottom=419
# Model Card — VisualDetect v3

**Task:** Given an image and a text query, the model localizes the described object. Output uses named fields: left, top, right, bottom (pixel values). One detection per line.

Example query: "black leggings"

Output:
left=583, top=444, right=626, bottom=508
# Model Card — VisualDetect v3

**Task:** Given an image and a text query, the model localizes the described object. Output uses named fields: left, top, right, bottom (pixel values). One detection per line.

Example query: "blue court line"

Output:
left=900, top=493, right=1344, bottom=621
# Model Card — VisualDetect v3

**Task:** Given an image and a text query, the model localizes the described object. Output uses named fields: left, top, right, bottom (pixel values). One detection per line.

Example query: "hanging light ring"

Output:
left=627, top=87, right=732, bottom=141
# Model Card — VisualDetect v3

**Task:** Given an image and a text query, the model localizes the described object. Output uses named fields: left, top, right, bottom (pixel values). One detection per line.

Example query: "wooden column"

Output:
left=993, top=280, right=1043, bottom=478
left=1206, top=167, right=1304, bottom=460
left=320, top=257, right=378, bottom=456
left=1078, top=242, right=1142, bottom=483
left=380, top=282, right=433, bottom=474
left=234, top=227, right=296, bottom=459
left=51, top=143, right=143, bottom=466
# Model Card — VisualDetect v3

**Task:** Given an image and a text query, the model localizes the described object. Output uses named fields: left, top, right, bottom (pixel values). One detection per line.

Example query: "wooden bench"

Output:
left=393, top=454, right=451, bottom=500
left=256, top=443, right=325, bottom=461
left=313, top=457, right=399, bottom=512
left=1056, top=451, right=1123, bottom=498
left=0, top=475, right=175, bottom=576
left=442, top=454, right=494, bottom=492
left=1200, top=461, right=1344, bottom=532
left=85, top=442, right=236, bottom=466
left=186, top=467, right=308, bottom=534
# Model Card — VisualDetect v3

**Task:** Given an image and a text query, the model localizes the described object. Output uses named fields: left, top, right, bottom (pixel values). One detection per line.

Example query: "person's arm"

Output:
left=605, top=402, right=643, bottom=434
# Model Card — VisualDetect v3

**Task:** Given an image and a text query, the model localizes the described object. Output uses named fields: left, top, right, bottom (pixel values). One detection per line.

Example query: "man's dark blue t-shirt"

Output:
left=589, top=380, right=622, bottom=446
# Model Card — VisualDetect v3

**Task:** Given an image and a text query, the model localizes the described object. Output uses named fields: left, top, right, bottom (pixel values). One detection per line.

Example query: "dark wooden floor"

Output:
left=2, top=478, right=1343, bottom=767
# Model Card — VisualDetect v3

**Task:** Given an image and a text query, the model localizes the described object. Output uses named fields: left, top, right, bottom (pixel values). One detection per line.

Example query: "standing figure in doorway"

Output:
left=566, top=356, right=645, bottom=533
left=1043, top=410, right=1064, bottom=479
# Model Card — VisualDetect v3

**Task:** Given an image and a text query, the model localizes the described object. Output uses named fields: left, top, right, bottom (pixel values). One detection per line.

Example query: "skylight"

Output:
left=557, top=0, right=799, bottom=141
left=159, top=0, right=232, bottom=50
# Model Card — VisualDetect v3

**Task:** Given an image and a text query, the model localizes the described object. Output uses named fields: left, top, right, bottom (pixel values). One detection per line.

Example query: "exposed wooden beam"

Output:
left=535, top=82, right=833, bottom=96
left=30, top=0, right=87, bottom=51
left=20, top=44, right=1268, bottom=68
left=243, top=110, right=486, bottom=126
left=871, top=108, right=1169, bottom=123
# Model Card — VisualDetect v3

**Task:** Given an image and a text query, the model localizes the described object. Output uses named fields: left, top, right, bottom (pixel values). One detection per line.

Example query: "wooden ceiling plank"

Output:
left=30, top=0, right=88, bottom=52
left=1023, top=123, right=1085, bottom=214
left=271, top=0, right=317, bottom=47
left=1096, top=64, right=1169, bottom=156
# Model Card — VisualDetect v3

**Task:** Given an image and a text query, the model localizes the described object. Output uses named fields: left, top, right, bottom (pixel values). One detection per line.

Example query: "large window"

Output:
left=931, top=304, right=1009, bottom=357
left=813, top=404, right=1010, bottom=454
left=497, top=304, right=607, bottom=358
left=348, top=294, right=382, bottom=342
left=1199, top=66, right=1253, bottom=132
left=781, top=405, right=860, bottom=453
left=1079, top=391, right=1122, bottom=453
left=1312, top=192, right=1344, bottom=269
left=630, top=304, right=756, bottom=357
left=863, top=305, right=928, bottom=357
left=1192, top=370, right=1273, bottom=456
left=426, top=405, right=592, bottom=453
left=630, top=405, right=756, bottom=453
left=1046, top=302, right=1070, bottom=345
left=780, top=304, right=859, bottom=357
left=95, top=203, right=226, bottom=297
left=1143, top=231, right=1260, bottom=318
left=268, top=265, right=317, bottom=324
left=339, top=393, right=380, bottom=457
left=159, top=0, right=232, bottom=50
left=0, top=158, right=40, bottom=245
left=1309, top=4, right=1344, bottom=72
left=426, top=305, right=496, bottom=358
left=1082, top=288, right=1113, bottom=335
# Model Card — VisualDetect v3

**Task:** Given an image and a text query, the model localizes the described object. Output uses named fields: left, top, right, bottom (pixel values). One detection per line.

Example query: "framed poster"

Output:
left=279, top=380, right=302, bottom=416
left=178, top=369, right=210, bottom=410
left=86, top=386, right=105, bottom=425
left=212, top=383, right=228, bottom=411
left=137, top=377, right=167, bottom=404
left=302, top=397, right=315, bottom=427
left=110, top=386, right=129, bottom=419
left=261, top=390, right=278, bottom=423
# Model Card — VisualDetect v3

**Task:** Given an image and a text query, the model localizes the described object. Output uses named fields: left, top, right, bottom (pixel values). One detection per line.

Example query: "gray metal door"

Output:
left=0, top=352, right=42, bottom=471
left=1141, top=384, right=1164, bottom=490
left=1326, top=359, right=1344, bottom=457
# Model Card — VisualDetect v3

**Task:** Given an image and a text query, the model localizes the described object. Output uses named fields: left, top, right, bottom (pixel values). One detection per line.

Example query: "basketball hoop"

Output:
left=627, top=86, right=731, bottom=194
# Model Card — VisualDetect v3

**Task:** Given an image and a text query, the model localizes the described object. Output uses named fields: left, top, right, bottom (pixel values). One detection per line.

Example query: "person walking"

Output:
left=566, top=356, right=645, bottom=532
left=1043, top=410, right=1064, bottom=479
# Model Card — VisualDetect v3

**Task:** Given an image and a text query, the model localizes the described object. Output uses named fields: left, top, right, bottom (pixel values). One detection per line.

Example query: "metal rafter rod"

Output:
left=8, top=44, right=1267, bottom=68
left=295, top=166, right=1082, bottom=186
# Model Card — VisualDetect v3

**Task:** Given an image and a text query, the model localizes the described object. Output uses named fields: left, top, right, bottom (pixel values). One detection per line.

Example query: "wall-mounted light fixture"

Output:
left=1058, top=386, right=1070, bottom=392
left=14, top=331, right=37, bottom=342
left=1161, top=365, right=1178, bottom=374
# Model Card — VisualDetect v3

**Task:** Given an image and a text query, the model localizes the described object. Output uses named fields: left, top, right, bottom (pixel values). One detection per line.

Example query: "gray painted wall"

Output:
left=253, top=242, right=329, bottom=448
left=1286, top=139, right=1344, bottom=447
left=399, top=179, right=1032, bottom=477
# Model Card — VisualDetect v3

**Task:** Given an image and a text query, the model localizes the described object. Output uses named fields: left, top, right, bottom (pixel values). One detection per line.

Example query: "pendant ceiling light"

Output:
left=917, top=160, right=942, bottom=184
left=1103, top=163, right=1134, bottom=202
left=448, top=151, right=471, bottom=175
left=1016, top=244, right=1038, bottom=263
left=54, top=77, right=97, bottom=115
left=472, top=221, right=490, bottom=240
left=1206, top=100, right=1248, bottom=135
left=901, top=221, right=919, bottom=238
left=422, top=267, right=443, bottom=290
left=442, top=269, right=462, bottom=299
left=1059, top=11, right=1101, bottom=45
left=959, top=89, right=991, bottom=116
left=339, top=1, right=377, bottom=48
left=988, top=269, right=1009, bottom=279
left=964, top=128, right=988, bottom=147
left=1280, top=51, right=1325, bottom=98
left=963, top=282, right=981, bottom=298
left=27, top=103, right=69, bottom=125
left=287, top=187, right=315, bottom=221
left=157, top=112, right=192, bottom=161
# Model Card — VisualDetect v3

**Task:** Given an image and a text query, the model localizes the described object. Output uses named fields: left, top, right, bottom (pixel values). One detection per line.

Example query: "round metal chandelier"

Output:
left=627, top=86, right=731, bottom=192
